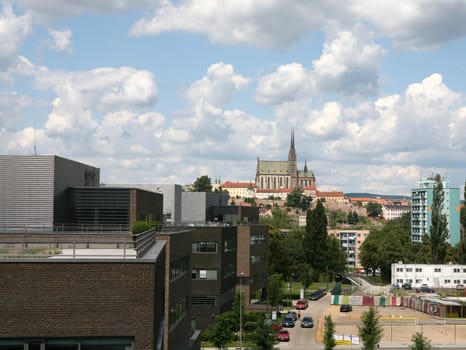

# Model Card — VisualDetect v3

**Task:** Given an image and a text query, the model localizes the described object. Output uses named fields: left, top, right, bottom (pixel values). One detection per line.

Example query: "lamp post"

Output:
left=239, top=272, right=244, bottom=350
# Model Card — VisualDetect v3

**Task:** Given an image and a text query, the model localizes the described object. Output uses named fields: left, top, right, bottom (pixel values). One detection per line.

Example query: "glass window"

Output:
left=434, top=268, right=441, bottom=272
left=192, top=269, right=217, bottom=280
left=192, top=241, right=217, bottom=253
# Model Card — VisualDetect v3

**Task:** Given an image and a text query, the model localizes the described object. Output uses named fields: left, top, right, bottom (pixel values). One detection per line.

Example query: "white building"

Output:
left=382, top=204, right=411, bottom=220
left=391, top=263, right=466, bottom=288
left=328, top=229, right=369, bottom=269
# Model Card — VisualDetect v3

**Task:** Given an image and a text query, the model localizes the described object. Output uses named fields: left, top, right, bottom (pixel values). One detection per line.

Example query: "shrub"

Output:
left=132, top=221, right=152, bottom=234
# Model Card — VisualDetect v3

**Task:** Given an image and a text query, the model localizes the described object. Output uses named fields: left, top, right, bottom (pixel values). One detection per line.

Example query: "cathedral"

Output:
left=255, top=131, right=316, bottom=190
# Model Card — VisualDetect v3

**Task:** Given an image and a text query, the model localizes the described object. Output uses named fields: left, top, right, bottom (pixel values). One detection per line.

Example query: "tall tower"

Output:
left=288, top=130, right=298, bottom=188
left=410, top=174, right=461, bottom=245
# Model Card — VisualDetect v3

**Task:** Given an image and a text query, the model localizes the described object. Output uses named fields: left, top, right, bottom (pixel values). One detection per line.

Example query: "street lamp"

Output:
left=239, top=272, right=244, bottom=350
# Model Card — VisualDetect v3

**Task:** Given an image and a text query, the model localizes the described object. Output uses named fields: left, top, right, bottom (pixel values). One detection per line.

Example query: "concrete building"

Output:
left=211, top=205, right=260, bottom=225
left=382, top=203, right=411, bottom=220
left=221, top=181, right=256, bottom=199
left=391, top=263, right=466, bottom=289
left=328, top=229, right=369, bottom=269
left=106, top=184, right=182, bottom=225
left=411, top=175, right=461, bottom=245
left=0, top=155, right=99, bottom=229
left=181, top=192, right=229, bottom=223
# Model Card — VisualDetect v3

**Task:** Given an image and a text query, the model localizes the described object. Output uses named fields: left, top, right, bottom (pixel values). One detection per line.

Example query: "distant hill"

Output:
left=345, top=193, right=410, bottom=201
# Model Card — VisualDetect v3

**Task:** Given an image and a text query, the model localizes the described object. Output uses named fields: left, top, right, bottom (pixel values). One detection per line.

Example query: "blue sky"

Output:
left=2, top=0, right=466, bottom=196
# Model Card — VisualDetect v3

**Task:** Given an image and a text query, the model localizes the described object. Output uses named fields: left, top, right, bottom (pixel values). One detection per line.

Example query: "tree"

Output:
left=267, top=274, right=282, bottom=309
left=326, top=235, right=347, bottom=279
left=348, top=211, right=360, bottom=224
left=459, top=181, right=466, bottom=264
left=260, top=208, right=296, bottom=229
left=204, top=314, right=234, bottom=349
left=247, top=321, right=277, bottom=350
left=323, top=315, right=336, bottom=350
left=410, top=332, right=432, bottom=350
left=358, top=306, right=383, bottom=350
left=366, top=202, right=382, bottom=217
left=285, top=187, right=312, bottom=211
left=430, top=174, right=449, bottom=264
left=193, top=175, right=212, bottom=192
left=303, top=200, right=328, bottom=281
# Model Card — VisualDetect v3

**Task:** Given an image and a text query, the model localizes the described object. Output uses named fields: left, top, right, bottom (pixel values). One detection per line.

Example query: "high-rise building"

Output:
left=411, top=175, right=461, bottom=245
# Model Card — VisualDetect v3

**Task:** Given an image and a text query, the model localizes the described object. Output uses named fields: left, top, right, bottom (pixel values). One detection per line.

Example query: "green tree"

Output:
left=358, top=306, right=383, bottom=350
left=268, top=229, right=304, bottom=276
left=348, top=211, right=360, bottom=224
left=247, top=321, right=277, bottom=350
left=193, top=175, right=212, bottom=192
left=323, top=315, right=336, bottom=350
left=260, top=208, right=296, bottom=229
left=326, top=235, right=347, bottom=279
left=267, top=274, right=282, bottom=309
left=430, top=174, right=449, bottom=264
left=459, top=181, right=466, bottom=264
left=204, top=314, right=234, bottom=349
left=285, top=187, right=312, bottom=211
left=410, top=332, right=432, bottom=350
left=366, top=202, right=382, bottom=217
left=304, top=200, right=328, bottom=281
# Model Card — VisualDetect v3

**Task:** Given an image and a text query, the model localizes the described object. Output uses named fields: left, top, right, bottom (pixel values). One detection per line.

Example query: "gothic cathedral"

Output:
left=255, top=131, right=316, bottom=190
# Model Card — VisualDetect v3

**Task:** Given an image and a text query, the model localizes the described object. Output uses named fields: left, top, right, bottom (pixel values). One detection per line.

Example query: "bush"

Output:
left=131, top=221, right=152, bottom=234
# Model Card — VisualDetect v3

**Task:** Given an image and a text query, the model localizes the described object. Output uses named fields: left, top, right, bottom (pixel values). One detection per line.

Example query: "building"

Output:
left=211, top=205, right=260, bottom=225
left=328, top=229, right=369, bottom=269
left=221, top=181, right=256, bottom=199
left=255, top=131, right=316, bottom=190
left=411, top=175, right=461, bottom=245
left=69, top=187, right=163, bottom=229
left=106, top=184, right=183, bottom=225
left=391, top=263, right=466, bottom=289
left=181, top=192, right=229, bottom=223
left=190, top=225, right=238, bottom=330
left=316, top=191, right=347, bottom=204
left=0, top=236, right=167, bottom=349
left=382, top=203, right=411, bottom=220
left=0, top=155, right=100, bottom=229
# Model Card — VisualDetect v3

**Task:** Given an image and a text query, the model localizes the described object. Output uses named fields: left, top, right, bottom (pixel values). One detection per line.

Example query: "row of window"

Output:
left=191, top=240, right=237, bottom=253
left=192, top=269, right=217, bottom=280
left=170, top=255, right=190, bottom=281
left=250, top=235, right=266, bottom=245
left=169, top=296, right=189, bottom=325
left=0, top=338, right=133, bottom=350
left=396, top=279, right=466, bottom=284
left=397, top=267, right=466, bottom=273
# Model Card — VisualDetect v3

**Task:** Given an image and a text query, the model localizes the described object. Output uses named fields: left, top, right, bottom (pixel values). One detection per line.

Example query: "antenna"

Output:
left=33, top=120, right=37, bottom=155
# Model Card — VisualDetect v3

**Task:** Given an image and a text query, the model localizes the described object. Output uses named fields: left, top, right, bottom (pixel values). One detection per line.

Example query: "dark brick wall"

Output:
left=0, top=260, right=163, bottom=350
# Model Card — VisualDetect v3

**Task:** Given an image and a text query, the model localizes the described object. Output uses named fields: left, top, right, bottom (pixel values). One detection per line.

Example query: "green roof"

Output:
left=257, top=160, right=289, bottom=174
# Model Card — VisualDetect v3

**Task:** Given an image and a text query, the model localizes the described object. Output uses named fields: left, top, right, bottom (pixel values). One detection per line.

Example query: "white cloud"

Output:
left=185, top=62, right=249, bottom=108
left=311, top=29, right=385, bottom=96
left=0, top=92, right=32, bottom=129
left=48, top=29, right=72, bottom=53
left=0, top=4, right=31, bottom=69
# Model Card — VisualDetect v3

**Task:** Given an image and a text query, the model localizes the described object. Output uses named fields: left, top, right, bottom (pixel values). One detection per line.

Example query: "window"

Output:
left=396, top=268, right=403, bottom=272
left=223, top=263, right=236, bottom=278
left=415, top=268, right=422, bottom=272
left=170, top=255, right=189, bottom=281
left=192, top=241, right=217, bottom=253
left=454, top=280, right=460, bottom=284
left=416, top=279, right=422, bottom=284
left=192, top=269, right=217, bottom=280
left=406, top=268, right=413, bottom=272
left=444, top=279, right=451, bottom=284
left=434, top=268, right=441, bottom=272
left=250, top=235, right=266, bottom=245
left=224, top=239, right=237, bottom=252
left=396, top=279, right=403, bottom=283
left=169, top=296, right=188, bottom=325
left=453, top=268, right=460, bottom=273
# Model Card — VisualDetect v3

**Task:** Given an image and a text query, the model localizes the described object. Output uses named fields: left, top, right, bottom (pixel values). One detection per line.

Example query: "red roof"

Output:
left=221, top=181, right=256, bottom=189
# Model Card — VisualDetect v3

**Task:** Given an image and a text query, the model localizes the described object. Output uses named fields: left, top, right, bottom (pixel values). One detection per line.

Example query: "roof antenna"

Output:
left=33, top=120, right=37, bottom=155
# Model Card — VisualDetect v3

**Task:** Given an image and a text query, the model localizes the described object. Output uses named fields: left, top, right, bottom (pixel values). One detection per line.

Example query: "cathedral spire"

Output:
left=288, top=129, right=296, bottom=162
left=304, top=160, right=308, bottom=172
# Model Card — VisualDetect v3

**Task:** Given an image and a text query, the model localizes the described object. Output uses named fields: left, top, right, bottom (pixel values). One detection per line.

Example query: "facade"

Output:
left=189, top=225, right=237, bottom=330
left=255, top=131, right=316, bottom=190
left=70, top=187, right=163, bottom=229
left=411, top=176, right=461, bottom=245
left=391, top=263, right=466, bottom=289
left=105, top=184, right=182, bottom=225
left=328, top=229, right=369, bottom=269
left=156, top=229, right=199, bottom=350
left=0, top=155, right=100, bottom=228
left=316, top=191, right=347, bottom=204
left=211, top=205, right=260, bottom=225
left=236, top=224, right=269, bottom=304
left=221, top=181, right=256, bottom=199
left=0, top=239, right=167, bottom=350
left=382, top=203, right=411, bottom=220
left=181, top=192, right=229, bottom=223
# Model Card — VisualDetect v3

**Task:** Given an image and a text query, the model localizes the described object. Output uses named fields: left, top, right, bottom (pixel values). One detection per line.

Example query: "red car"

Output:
left=271, top=322, right=282, bottom=332
left=276, top=330, right=290, bottom=342
left=296, top=298, right=308, bottom=310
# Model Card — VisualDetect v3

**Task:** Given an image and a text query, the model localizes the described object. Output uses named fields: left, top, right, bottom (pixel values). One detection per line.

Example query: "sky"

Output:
left=1, top=1, right=466, bottom=196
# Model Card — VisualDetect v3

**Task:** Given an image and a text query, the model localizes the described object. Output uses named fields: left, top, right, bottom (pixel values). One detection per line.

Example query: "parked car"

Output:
left=456, top=284, right=465, bottom=290
left=286, top=311, right=298, bottom=321
left=319, top=288, right=327, bottom=296
left=271, top=322, right=282, bottom=332
left=340, top=304, right=353, bottom=312
left=296, top=298, right=308, bottom=310
left=416, top=286, right=435, bottom=293
left=276, top=330, right=290, bottom=342
left=402, top=283, right=412, bottom=290
left=300, top=316, right=314, bottom=328
left=282, top=317, right=295, bottom=328
left=310, top=290, right=321, bottom=300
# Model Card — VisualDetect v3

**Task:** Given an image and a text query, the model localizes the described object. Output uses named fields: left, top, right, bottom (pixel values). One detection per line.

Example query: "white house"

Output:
left=391, top=263, right=466, bottom=288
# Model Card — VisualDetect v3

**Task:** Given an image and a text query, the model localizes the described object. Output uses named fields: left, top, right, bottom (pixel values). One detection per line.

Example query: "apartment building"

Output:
left=328, top=229, right=369, bottom=269
left=391, top=263, right=466, bottom=289
left=411, top=175, right=461, bottom=245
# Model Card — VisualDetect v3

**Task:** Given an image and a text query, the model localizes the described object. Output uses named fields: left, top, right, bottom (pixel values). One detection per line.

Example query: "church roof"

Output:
left=257, top=160, right=289, bottom=175
left=297, top=169, right=315, bottom=177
